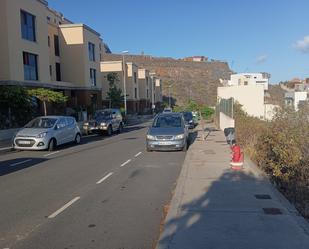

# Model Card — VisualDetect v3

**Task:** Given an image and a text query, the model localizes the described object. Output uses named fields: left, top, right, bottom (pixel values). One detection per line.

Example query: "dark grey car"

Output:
left=146, top=113, right=189, bottom=152
left=83, top=109, right=124, bottom=136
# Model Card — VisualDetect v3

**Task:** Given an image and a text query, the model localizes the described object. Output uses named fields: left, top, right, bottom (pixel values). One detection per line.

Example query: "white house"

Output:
left=285, top=91, right=308, bottom=111
left=217, top=72, right=277, bottom=130
left=227, top=73, right=269, bottom=90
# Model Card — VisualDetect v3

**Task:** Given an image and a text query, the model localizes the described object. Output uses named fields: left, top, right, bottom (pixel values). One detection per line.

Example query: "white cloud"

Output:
left=256, top=54, right=268, bottom=64
left=293, top=35, right=309, bottom=53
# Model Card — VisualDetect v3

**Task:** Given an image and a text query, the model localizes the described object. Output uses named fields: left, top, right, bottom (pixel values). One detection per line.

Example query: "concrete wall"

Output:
left=218, top=85, right=265, bottom=118
left=219, top=112, right=235, bottom=130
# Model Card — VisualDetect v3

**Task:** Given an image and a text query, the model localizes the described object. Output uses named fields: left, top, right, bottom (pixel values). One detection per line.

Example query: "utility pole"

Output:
left=121, top=51, right=129, bottom=115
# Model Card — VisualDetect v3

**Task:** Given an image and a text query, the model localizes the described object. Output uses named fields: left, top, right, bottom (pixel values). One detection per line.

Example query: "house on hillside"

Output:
left=217, top=72, right=278, bottom=130
left=284, top=91, right=308, bottom=111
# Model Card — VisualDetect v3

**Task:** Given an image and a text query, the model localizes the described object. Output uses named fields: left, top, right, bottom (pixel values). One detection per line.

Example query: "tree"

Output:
left=106, top=73, right=123, bottom=108
left=28, top=88, right=68, bottom=116
left=0, top=86, right=33, bottom=128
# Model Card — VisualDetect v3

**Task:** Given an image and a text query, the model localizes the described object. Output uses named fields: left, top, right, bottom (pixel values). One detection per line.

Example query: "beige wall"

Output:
left=138, top=68, right=150, bottom=100
left=59, top=25, right=101, bottom=89
left=0, top=0, right=9, bottom=80
left=219, top=112, right=235, bottom=130
left=218, top=85, right=265, bottom=118
left=155, top=78, right=162, bottom=103
left=1, top=0, right=50, bottom=83
left=101, top=61, right=139, bottom=101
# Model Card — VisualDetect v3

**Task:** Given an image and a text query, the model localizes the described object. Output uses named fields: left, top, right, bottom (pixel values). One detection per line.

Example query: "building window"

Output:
left=49, top=65, right=52, bottom=77
left=134, top=72, right=137, bottom=83
left=23, top=52, right=38, bottom=80
left=48, top=36, right=50, bottom=47
left=90, top=68, right=96, bottom=86
left=20, top=10, right=36, bottom=42
left=134, top=88, right=137, bottom=98
left=56, top=63, right=61, bottom=81
left=47, top=16, right=51, bottom=22
left=54, top=35, right=60, bottom=56
left=88, top=42, right=95, bottom=61
left=147, top=89, right=149, bottom=98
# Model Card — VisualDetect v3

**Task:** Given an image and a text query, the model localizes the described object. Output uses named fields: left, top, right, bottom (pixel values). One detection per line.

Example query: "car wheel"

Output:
left=107, top=125, right=113, bottom=136
left=48, top=138, right=56, bottom=151
left=118, top=123, right=123, bottom=133
left=75, top=133, right=81, bottom=144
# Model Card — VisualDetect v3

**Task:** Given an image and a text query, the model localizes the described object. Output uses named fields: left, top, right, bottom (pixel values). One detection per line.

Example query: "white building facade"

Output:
left=227, top=73, right=269, bottom=90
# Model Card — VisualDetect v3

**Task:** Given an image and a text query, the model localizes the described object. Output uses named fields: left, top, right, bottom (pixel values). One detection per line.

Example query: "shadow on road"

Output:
left=158, top=170, right=279, bottom=249
left=0, top=157, right=48, bottom=176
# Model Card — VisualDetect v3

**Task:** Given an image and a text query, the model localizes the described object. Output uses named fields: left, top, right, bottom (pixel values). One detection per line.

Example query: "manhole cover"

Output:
left=263, top=208, right=282, bottom=215
left=255, top=194, right=272, bottom=199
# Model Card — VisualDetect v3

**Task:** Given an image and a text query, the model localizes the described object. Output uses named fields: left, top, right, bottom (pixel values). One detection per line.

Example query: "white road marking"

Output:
left=120, top=159, right=131, bottom=167
left=134, top=152, right=142, bottom=157
left=10, top=159, right=32, bottom=167
left=44, top=151, right=60, bottom=157
left=0, top=146, right=12, bottom=151
left=96, top=172, right=113, bottom=184
left=48, top=196, right=80, bottom=219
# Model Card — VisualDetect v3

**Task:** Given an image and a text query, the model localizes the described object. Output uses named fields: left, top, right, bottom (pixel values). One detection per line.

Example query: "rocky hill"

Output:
left=102, top=54, right=232, bottom=106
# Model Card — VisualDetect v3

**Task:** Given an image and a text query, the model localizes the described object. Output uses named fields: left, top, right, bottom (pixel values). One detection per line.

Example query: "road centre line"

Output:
left=134, top=152, right=142, bottom=157
left=10, top=159, right=32, bottom=167
left=120, top=159, right=131, bottom=167
left=96, top=172, right=114, bottom=184
left=44, top=151, right=60, bottom=157
left=48, top=196, right=80, bottom=219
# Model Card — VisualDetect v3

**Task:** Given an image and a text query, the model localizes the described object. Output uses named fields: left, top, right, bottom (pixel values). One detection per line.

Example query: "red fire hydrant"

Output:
left=230, top=144, right=244, bottom=170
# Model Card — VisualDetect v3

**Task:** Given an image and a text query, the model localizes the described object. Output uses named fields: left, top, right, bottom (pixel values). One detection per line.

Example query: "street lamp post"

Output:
left=149, top=72, right=156, bottom=115
left=121, top=51, right=129, bottom=116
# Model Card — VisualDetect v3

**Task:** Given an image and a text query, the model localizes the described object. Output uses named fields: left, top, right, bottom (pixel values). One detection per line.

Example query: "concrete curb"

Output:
left=156, top=130, right=200, bottom=249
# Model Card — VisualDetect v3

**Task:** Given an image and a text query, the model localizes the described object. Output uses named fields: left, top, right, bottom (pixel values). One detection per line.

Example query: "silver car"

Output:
left=146, top=113, right=189, bottom=152
left=13, top=116, right=81, bottom=151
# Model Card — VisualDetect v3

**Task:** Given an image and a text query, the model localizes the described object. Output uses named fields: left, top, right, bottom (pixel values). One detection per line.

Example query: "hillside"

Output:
left=102, top=54, right=232, bottom=106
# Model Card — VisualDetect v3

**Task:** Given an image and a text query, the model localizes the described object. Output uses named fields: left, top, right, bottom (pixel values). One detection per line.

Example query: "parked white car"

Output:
left=13, top=116, right=81, bottom=151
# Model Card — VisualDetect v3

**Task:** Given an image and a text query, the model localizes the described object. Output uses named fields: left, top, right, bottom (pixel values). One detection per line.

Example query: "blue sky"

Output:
left=49, top=0, right=309, bottom=83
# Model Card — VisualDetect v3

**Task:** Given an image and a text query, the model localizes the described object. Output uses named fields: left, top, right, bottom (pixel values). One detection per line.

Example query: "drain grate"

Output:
left=263, top=208, right=282, bottom=215
left=255, top=194, right=272, bottom=199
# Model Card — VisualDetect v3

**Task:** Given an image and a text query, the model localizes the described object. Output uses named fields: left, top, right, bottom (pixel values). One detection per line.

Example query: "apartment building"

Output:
left=154, top=78, right=163, bottom=107
left=138, top=68, right=151, bottom=113
left=100, top=61, right=140, bottom=113
left=0, top=0, right=103, bottom=114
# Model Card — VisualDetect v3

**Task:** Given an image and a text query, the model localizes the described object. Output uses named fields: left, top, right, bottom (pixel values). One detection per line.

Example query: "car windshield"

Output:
left=94, top=111, right=111, bottom=119
left=24, top=117, right=57, bottom=128
left=183, top=112, right=193, bottom=121
left=153, top=115, right=182, bottom=128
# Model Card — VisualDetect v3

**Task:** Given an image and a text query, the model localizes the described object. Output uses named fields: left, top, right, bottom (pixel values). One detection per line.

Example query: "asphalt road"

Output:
left=0, top=123, right=187, bottom=249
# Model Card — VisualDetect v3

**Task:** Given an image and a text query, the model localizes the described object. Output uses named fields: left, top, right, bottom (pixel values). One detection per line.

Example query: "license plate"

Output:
left=19, top=140, right=31, bottom=145
left=158, top=141, right=172, bottom=145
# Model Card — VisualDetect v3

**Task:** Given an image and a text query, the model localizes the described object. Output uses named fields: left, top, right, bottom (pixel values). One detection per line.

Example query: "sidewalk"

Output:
left=157, top=124, right=309, bottom=249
